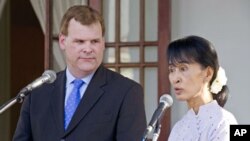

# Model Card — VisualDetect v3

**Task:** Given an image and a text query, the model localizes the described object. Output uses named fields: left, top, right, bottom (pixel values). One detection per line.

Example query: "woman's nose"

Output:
left=171, top=73, right=181, bottom=84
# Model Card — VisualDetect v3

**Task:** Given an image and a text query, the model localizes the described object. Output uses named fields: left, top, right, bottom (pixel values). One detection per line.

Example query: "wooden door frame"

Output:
left=157, top=0, right=171, bottom=140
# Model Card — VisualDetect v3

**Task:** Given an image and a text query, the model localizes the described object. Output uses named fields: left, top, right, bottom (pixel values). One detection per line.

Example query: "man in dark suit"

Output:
left=13, top=5, right=146, bottom=141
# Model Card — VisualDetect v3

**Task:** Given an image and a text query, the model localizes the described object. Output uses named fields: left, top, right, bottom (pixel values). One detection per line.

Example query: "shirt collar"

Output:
left=66, top=68, right=95, bottom=86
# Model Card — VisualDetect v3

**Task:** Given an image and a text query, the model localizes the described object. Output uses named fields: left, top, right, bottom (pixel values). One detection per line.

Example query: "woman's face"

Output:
left=168, top=61, right=209, bottom=102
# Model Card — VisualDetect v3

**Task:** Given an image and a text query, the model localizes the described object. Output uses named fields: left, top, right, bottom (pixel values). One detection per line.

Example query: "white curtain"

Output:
left=29, top=0, right=87, bottom=71
left=29, top=0, right=87, bottom=34
left=0, top=0, right=7, bottom=18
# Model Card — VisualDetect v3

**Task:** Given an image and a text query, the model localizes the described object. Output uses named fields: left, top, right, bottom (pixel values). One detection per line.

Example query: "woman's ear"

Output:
left=204, top=66, right=214, bottom=82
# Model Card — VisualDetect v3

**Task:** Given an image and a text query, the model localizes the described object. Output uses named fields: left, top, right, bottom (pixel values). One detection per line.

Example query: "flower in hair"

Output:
left=210, top=67, right=227, bottom=94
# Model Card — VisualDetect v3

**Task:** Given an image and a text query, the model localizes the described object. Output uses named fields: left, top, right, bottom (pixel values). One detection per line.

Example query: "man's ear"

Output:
left=59, top=33, right=66, bottom=50
left=101, top=36, right=105, bottom=48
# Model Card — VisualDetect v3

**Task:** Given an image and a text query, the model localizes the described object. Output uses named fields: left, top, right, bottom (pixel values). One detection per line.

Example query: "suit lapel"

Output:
left=64, top=66, right=107, bottom=136
left=50, top=71, right=66, bottom=137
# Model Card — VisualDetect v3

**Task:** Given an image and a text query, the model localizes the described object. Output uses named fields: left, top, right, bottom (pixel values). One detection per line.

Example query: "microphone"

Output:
left=142, top=94, right=173, bottom=140
left=19, top=70, right=57, bottom=94
left=0, top=70, right=57, bottom=114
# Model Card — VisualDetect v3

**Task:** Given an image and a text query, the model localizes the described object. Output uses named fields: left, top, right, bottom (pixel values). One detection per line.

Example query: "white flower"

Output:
left=210, top=67, right=227, bottom=94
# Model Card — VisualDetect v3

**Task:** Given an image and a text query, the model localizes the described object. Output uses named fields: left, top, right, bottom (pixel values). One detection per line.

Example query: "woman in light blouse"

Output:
left=167, top=35, right=237, bottom=141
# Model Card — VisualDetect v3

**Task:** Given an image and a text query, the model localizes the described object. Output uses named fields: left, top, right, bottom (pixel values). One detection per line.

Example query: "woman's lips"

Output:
left=174, top=88, right=183, bottom=95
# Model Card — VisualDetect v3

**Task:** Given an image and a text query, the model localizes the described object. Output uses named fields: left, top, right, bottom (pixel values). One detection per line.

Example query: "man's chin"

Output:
left=79, top=66, right=97, bottom=73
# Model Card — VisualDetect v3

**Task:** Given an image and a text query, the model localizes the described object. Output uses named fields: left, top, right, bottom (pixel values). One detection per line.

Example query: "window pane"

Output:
left=145, top=0, right=158, bottom=41
left=144, top=46, right=158, bottom=62
left=120, top=47, right=140, bottom=63
left=120, top=67, right=140, bottom=83
left=103, top=47, right=115, bottom=63
left=120, top=0, right=140, bottom=42
left=144, top=67, right=158, bottom=124
left=103, top=0, right=116, bottom=42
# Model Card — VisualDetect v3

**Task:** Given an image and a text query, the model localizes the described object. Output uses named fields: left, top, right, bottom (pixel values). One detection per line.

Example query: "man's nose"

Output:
left=81, top=42, right=93, bottom=53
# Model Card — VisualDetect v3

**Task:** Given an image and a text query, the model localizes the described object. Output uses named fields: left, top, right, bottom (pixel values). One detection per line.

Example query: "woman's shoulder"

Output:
left=213, top=103, right=238, bottom=124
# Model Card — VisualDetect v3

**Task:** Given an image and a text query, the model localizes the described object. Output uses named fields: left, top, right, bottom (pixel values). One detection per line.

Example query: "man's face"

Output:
left=59, top=18, right=105, bottom=78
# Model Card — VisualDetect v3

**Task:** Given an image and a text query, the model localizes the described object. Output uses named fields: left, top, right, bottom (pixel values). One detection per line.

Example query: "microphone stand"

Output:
left=142, top=120, right=162, bottom=141
left=0, top=88, right=29, bottom=114
left=152, top=120, right=162, bottom=141
left=142, top=111, right=164, bottom=141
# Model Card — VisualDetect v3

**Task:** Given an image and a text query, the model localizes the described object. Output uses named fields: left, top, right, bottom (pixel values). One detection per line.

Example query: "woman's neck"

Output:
left=187, top=91, right=213, bottom=114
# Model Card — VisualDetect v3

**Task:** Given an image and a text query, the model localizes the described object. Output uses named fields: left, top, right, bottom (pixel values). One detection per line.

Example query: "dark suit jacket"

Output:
left=13, top=66, right=146, bottom=141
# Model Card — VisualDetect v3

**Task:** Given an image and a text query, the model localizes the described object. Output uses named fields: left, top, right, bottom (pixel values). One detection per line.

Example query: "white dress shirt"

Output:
left=64, top=68, right=94, bottom=107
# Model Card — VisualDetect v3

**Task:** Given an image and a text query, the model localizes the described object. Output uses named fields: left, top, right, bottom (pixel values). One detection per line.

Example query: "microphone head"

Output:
left=42, top=70, right=57, bottom=83
left=160, top=94, right=173, bottom=107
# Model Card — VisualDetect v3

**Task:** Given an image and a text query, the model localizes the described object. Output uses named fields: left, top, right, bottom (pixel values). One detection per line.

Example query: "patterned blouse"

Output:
left=168, top=100, right=238, bottom=141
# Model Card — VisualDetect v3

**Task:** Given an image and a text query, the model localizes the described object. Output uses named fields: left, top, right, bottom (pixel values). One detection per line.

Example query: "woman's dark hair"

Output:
left=167, top=35, right=228, bottom=107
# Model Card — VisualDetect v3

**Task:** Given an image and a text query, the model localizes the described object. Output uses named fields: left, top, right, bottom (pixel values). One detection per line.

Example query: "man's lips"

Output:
left=79, top=57, right=94, bottom=61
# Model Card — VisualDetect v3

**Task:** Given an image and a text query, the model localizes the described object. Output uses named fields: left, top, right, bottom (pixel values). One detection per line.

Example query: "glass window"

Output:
left=103, top=47, right=116, bottom=63
left=120, top=47, right=140, bottom=63
left=120, top=67, right=140, bottom=83
left=120, top=0, right=140, bottom=42
left=145, top=46, right=158, bottom=62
